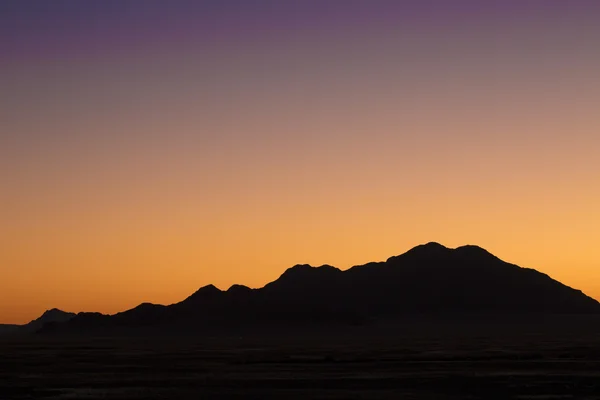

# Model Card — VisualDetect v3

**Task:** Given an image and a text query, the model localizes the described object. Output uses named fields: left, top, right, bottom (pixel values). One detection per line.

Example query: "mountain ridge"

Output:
left=0, top=309, right=76, bottom=335
left=27, top=243, right=600, bottom=335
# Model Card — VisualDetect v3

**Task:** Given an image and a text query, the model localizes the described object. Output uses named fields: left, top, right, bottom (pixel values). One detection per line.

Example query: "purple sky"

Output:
left=3, top=1, right=597, bottom=60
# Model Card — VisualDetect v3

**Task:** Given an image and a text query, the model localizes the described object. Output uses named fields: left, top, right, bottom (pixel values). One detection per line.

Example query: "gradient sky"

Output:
left=2, top=1, right=600, bottom=324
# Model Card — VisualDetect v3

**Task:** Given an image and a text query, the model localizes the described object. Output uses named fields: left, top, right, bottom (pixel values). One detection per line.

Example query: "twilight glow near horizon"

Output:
left=1, top=1, right=599, bottom=323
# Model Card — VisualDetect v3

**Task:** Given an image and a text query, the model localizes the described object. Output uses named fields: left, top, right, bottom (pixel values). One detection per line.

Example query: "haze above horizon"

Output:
left=2, top=1, right=599, bottom=324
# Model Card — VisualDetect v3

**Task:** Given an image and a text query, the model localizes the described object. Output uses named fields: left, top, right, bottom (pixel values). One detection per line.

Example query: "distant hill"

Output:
left=24, top=309, right=76, bottom=332
left=0, top=308, right=76, bottom=335
left=38, top=243, right=600, bottom=335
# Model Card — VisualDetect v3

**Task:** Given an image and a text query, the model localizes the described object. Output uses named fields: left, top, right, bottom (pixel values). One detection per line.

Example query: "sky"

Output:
left=1, top=0, right=599, bottom=324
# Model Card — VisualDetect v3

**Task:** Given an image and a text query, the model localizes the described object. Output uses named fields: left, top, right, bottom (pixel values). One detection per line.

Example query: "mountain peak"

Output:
left=21, top=308, right=77, bottom=333
left=424, top=241, right=447, bottom=248
left=197, top=284, right=221, bottom=292
left=40, top=308, right=74, bottom=319
left=133, top=302, right=161, bottom=310
left=264, top=264, right=342, bottom=291
left=454, top=245, right=500, bottom=262
left=455, top=244, right=492, bottom=253
left=43, top=308, right=64, bottom=314
left=388, top=242, right=449, bottom=262
left=227, top=284, right=252, bottom=293
left=279, top=264, right=341, bottom=279
left=413, top=242, right=448, bottom=252
left=192, top=284, right=222, bottom=296
left=183, top=284, right=223, bottom=304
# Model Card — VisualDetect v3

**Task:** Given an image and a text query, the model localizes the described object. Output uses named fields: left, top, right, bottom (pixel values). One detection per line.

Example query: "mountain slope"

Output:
left=0, top=309, right=76, bottom=335
left=39, top=243, right=600, bottom=334
left=24, top=309, right=76, bottom=332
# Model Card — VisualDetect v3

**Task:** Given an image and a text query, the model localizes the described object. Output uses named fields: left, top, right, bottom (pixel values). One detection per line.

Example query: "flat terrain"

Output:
left=1, top=318, right=600, bottom=399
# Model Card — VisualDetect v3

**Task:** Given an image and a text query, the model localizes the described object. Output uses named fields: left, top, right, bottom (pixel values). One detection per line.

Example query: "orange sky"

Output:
left=1, top=2, right=599, bottom=324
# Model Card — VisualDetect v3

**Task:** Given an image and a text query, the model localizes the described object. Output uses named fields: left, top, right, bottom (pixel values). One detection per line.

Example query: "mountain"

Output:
left=38, top=243, right=600, bottom=335
left=23, top=308, right=76, bottom=332
left=0, top=309, right=76, bottom=335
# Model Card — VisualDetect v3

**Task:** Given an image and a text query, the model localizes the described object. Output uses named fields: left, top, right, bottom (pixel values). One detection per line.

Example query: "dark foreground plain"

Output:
left=2, top=316, right=600, bottom=400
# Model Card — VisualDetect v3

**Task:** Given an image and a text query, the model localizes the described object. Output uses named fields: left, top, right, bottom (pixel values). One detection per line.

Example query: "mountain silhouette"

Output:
left=24, top=308, right=76, bottom=332
left=0, top=308, right=76, bottom=335
left=37, top=243, right=600, bottom=335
